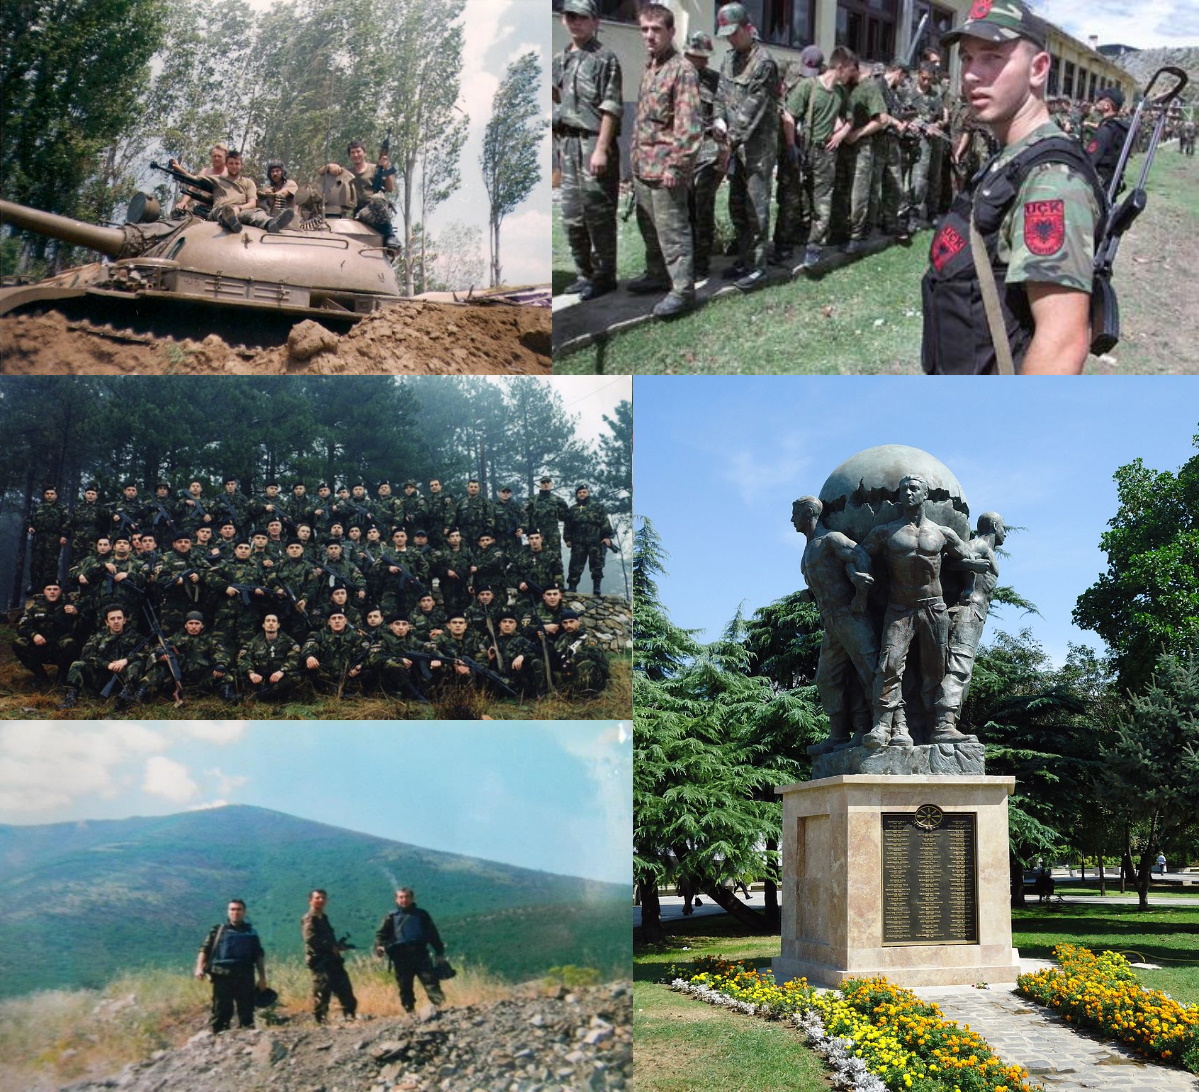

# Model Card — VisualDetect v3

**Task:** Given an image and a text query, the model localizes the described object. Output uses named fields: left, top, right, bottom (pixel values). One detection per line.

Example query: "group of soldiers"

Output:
left=195, top=887, right=447, bottom=1033
left=14, top=474, right=617, bottom=708
left=554, top=0, right=1000, bottom=318
left=165, top=138, right=399, bottom=248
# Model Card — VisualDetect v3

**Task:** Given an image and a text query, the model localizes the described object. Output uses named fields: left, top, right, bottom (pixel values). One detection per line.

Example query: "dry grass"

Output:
left=0, top=956, right=519, bottom=1092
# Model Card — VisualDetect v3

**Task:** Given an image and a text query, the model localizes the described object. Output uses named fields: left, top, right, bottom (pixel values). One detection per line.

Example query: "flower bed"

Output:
left=670, top=957, right=1039, bottom=1092
left=1016, top=944, right=1199, bottom=1073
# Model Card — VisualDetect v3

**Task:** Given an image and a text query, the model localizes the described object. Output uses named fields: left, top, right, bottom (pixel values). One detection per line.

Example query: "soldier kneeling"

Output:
left=552, top=610, right=610, bottom=698
left=146, top=612, right=237, bottom=704
left=61, top=604, right=150, bottom=709
left=12, top=581, right=79, bottom=683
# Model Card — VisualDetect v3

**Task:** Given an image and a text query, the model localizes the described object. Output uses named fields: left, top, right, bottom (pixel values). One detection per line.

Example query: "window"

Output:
left=725, top=0, right=815, bottom=49
left=551, top=0, right=640, bottom=23
left=836, top=0, right=898, bottom=62
left=1063, top=60, right=1075, bottom=98
left=1048, top=54, right=1060, bottom=96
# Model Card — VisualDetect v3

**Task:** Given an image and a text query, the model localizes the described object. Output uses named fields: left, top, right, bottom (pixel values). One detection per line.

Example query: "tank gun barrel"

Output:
left=0, top=199, right=128, bottom=258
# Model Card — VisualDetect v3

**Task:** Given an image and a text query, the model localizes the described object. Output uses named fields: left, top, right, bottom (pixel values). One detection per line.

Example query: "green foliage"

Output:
left=543, top=965, right=601, bottom=987
left=481, top=51, right=546, bottom=285
left=0, top=804, right=629, bottom=999
left=1073, top=434, right=1199, bottom=694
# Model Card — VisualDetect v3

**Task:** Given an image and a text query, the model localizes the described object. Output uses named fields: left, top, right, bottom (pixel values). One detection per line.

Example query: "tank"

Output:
left=0, top=179, right=402, bottom=325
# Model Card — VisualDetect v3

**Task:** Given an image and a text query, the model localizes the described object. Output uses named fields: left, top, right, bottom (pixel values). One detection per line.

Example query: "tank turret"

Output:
left=0, top=185, right=403, bottom=321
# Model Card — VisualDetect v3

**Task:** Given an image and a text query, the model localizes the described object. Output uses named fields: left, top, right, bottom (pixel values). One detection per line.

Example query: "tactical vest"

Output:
left=388, top=908, right=427, bottom=949
left=1087, top=117, right=1129, bottom=192
left=921, top=136, right=1107, bottom=375
left=212, top=923, right=259, bottom=968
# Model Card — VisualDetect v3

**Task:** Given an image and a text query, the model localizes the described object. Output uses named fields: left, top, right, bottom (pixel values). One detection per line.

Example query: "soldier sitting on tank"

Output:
left=173, top=143, right=228, bottom=216
left=318, top=140, right=399, bottom=249
left=247, top=160, right=298, bottom=232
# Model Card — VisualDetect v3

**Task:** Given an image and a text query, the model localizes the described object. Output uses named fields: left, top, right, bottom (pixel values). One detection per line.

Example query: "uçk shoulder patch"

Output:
left=968, top=0, right=993, bottom=18
left=1023, top=199, right=1065, bottom=256
left=930, top=223, right=967, bottom=272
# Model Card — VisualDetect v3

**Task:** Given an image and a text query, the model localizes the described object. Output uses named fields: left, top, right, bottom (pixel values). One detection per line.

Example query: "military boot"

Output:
left=592, top=579, right=603, bottom=596
left=266, top=208, right=295, bottom=234
left=218, top=205, right=242, bottom=233
left=219, top=681, right=238, bottom=704
left=567, top=580, right=579, bottom=592
left=60, top=686, right=79, bottom=709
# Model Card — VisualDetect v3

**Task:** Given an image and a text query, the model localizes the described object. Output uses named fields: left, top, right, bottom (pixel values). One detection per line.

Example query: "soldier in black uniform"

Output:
left=1086, top=87, right=1130, bottom=193
left=12, top=581, right=80, bottom=681
left=373, top=887, right=448, bottom=1014
left=195, top=898, right=268, bottom=1033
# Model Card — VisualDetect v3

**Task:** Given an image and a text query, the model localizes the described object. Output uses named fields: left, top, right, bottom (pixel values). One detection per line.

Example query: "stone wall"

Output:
left=572, top=594, right=632, bottom=653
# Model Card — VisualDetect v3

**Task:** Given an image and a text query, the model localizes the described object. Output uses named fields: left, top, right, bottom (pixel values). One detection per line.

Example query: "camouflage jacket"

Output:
left=407, top=605, right=448, bottom=639
left=903, top=83, right=946, bottom=129
left=455, top=495, right=496, bottom=544
left=563, top=499, right=613, bottom=545
left=717, top=42, right=779, bottom=153
left=78, top=627, right=149, bottom=673
left=17, top=595, right=78, bottom=641
left=30, top=500, right=68, bottom=538
left=425, top=492, right=457, bottom=537
left=511, top=547, right=564, bottom=594
left=159, top=630, right=231, bottom=673
left=465, top=602, right=504, bottom=643
left=69, top=501, right=108, bottom=550
left=83, top=556, right=148, bottom=611
left=469, top=544, right=508, bottom=589
left=553, top=36, right=623, bottom=135
left=302, top=627, right=371, bottom=674
left=211, top=557, right=270, bottom=605
left=211, top=490, right=249, bottom=530
left=399, top=492, right=428, bottom=532
left=492, top=498, right=524, bottom=541
left=426, top=632, right=484, bottom=663
left=311, top=558, right=365, bottom=595
left=632, top=47, right=701, bottom=183
left=110, top=499, right=148, bottom=537
left=524, top=492, right=569, bottom=538
left=154, top=551, right=207, bottom=608
left=695, top=65, right=723, bottom=166
left=489, top=631, right=537, bottom=672
left=269, top=555, right=318, bottom=602
left=238, top=632, right=302, bottom=677
left=247, top=493, right=285, bottom=531
left=367, top=629, right=425, bottom=671
left=430, top=546, right=471, bottom=586
left=551, top=627, right=608, bottom=675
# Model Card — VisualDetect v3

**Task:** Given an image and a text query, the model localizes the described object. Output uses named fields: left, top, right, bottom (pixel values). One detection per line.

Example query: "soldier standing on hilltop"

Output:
left=302, top=889, right=358, bottom=1025
left=195, top=898, right=268, bottom=1034
left=374, top=887, right=449, bottom=1016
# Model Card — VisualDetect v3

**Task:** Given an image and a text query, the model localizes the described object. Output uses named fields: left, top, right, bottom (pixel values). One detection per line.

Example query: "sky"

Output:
left=0, top=719, right=631, bottom=886
left=1033, top=0, right=1199, bottom=50
left=634, top=376, right=1199, bottom=670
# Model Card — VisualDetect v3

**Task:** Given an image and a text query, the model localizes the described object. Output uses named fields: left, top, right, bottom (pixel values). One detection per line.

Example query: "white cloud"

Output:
left=176, top=721, right=246, bottom=744
left=188, top=799, right=231, bottom=811
left=718, top=437, right=816, bottom=507
left=0, top=724, right=165, bottom=813
left=1032, top=0, right=1199, bottom=48
left=207, top=767, right=249, bottom=795
left=142, top=756, right=199, bottom=803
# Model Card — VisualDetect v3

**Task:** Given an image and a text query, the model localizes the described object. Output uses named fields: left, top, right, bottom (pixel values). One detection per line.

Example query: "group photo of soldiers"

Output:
left=0, top=376, right=633, bottom=720
left=552, top=0, right=1190, bottom=376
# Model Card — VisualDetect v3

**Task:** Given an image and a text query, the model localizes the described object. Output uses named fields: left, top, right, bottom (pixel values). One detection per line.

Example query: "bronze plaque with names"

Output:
left=881, top=809, right=978, bottom=946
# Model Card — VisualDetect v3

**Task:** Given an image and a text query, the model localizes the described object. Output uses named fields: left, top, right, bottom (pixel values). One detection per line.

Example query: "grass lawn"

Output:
left=1012, top=896, right=1199, bottom=1004
left=552, top=149, right=1199, bottom=375
left=634, top=917, right=830, bottom=1092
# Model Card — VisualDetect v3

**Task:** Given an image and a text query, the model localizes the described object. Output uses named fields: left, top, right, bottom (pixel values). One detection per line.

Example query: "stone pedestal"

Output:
left=773, top=774, right=1021, bottom=988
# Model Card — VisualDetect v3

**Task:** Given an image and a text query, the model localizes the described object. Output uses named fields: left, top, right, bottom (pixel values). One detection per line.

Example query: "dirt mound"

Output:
left=0, top=300, right=550, bottom=376
left=58, top=983, right=631, bottom=1092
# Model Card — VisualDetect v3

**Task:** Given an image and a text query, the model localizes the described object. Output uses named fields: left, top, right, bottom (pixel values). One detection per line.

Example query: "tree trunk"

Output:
left=8, top=467, right=36, bottom=607
left=1134, top=814, right=1159, bottom=911
left=762, top=836, right=780, bottom=928
left=637, top=877, right=665, bottom=945
left=1098, top=839, right=1107, bottom=897
left=1009, top=849, right=1027, bottom=908
left=702, top=885, right=773, bottom=932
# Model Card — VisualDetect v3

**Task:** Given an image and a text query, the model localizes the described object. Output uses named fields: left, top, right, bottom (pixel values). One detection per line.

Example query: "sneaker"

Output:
left=625, top=274, right=671, bottom=295
left=217, top=205, right=241, bottom=233
left=651, top=291, right=693, bottom=319
left=579, top=277, right=616, bottom=301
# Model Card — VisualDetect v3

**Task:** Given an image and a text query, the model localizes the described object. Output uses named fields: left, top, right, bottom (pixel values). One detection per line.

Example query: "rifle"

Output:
left=1091, top=66, right=1189, bottom=354
left=178, top=490, right=209, bottom=524
left=151, top=159, right=217, bottom=206
left=166, top=567, right=203, bottom=604
left=143, top=600, right=184, bottom=704
left=99, top=635, right=153, bottom=698
left=280, top=584, right=314, bottom=632
left=372, top=128, right=396, bottom=192
left=229, top=582, right=271, bottom=607
left=337, top=642, right=373, bottom=699
left=904, top=11, right=930, bottom=71
left=378, top=552, right=430, bottom=599
left=484, top=614, right=504, bottom=673
left=403, top=648, right=519, bottom=698
left=149, top=500, right=177, bottom=535
left=904, top=118, right=952, bottom=146
left=523, top=619, right=559, bottom=697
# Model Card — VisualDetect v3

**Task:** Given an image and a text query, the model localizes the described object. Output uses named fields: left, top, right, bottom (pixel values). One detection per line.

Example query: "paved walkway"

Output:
left=916, top=971, right=1199, bottom=1092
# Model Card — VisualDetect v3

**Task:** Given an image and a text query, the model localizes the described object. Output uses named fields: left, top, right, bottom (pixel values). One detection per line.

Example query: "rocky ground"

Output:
left=0, top=298, right=551, bottom=376
left=59, top=983, right=631, bottom=1092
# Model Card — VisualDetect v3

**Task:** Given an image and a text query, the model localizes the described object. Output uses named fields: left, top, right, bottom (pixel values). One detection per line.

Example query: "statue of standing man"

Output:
left=859, top=475, right=990, bottom=750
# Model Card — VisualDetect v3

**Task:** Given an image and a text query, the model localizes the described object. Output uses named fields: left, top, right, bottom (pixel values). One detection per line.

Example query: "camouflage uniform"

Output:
left=551, top=626, right=610, bottom=697
left=454, top=494, right=495, bottom=547
left=81, top=555, right=149, bottom=628
left=211, top=489, right=250, bottom=534
left=28, top=497, right=68, bottom=590
left=553, top=34, right=623, bottom=289
left=301, top=910, right=357, bottom=1023
left=787, top=76, right=848, bottom=249
left=874, top=74, right=910, bottom=236
left=511, top=547, right=565, bottom=602
left=948, top=94, right=996, bottom=194
left=717, top=41, right=779, bottom=274
left=237, top=632, right=303, bottom=700
left=398, top=487, right=428, bottom=540
left=904, top=82, right=947, bottom=224
left=690, top=62, right=725, bottom=274
left=65, top=627, right=149, bottom=698
left=69, top=498, right=108, bottom=561
left=484, top=630, right=539, bottom=696
left=154, top=551, right=209, bottom=633
left=492, top=496, right=524, bottom=545
left=430, top=546, right=473, bottom=616
left=145, top=628, right=232, bottom=698
left=470, top=542, right=508, bottom=594
left=109, top=496, right=147, bottom=540
left=210, top=557, right=271, bottom=650
left=839, top=75, right=888, bottom=242
left=922, top=121, right=1102, bottom=373
left=13, top=594, right=79, bottom=677
left=424, top=490, right=457, bottom=547
left=407, top=603, right=448, bottom=641
left=374, top=549, right=430, bottom=618
left=631, top=46, right=701, bottom=301
left=425, top=631, right=485, bottom=689
left=364, top=628, right=426, bottom=696
left=773, top=62, right=806, bottom=257
left=302, top=626, right=371, bottom=694
left=524, top=490, right=569, bottom=555
left=563, top=497, right=613, bottom=593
